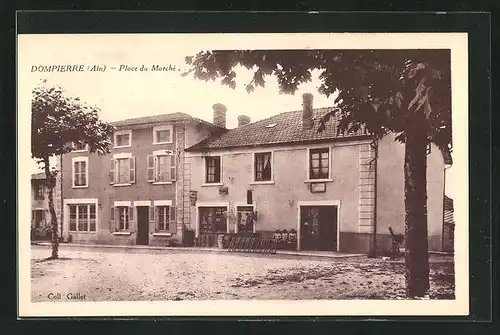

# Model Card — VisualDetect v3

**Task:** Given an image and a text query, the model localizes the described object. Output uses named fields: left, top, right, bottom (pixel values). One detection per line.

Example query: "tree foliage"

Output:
left=32, top=80, right=114, bottom=161
left=184, top=49, right=452, bottom=297
left=183, top=49, right=452, bottom=153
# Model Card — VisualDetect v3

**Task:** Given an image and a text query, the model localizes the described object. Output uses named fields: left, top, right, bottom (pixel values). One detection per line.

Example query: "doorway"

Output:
left=300, top=205, right=338, bottom=251
left=136, top=206, right=149, bottom=245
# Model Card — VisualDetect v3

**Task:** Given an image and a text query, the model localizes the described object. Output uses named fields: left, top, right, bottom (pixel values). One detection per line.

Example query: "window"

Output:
left=73, top=141, right=88, bottom=151
left=33, top=210, right=44, bottom=228
left=34, top=182, right=44, bottom=199
left=236, top=206, right=255, bottom=234
left=254, top=152, right=272, bottom=181
left=150, top=204, right=176, bottom=233
left=110, top=156, right=136, bottom=185
left=114, top=130, right=132, bottom=148
left=157, top=206, right=170, bottom=231
left=205, top=156, right=221, bottom=183
left=117, top=206, right=130, bottom=231
left=426, top=143, right=432, bottom=155
left=72, top=157, right=88, bottom=187
left=199, top=207, right=227, bottom=233
left=69, top=204, right=96, bottom=232
left=147, top=154, right=176, bottom=183
left=309, top=148, right=330, bottom=180
left=153, top=125, right=173, bottom=144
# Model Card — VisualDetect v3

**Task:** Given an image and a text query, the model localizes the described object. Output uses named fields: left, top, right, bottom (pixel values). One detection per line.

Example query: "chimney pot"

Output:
left=237, top=115, right=251, bottom=127
left=302, top=93, right=314, bottom=129
left=212, top=103, right=227, bottom=128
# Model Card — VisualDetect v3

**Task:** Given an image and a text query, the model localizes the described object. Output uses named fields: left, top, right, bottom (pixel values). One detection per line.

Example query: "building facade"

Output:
left=31, top=168, right=63, bottom=239
left=185, top=94, right=451, bottom=253
left=60, top=112, right=224, bottom=246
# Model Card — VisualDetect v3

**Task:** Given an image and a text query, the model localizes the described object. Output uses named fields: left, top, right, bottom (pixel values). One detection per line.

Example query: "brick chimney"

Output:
left=237, top=115, right=251, bottom=127
left=212, top=103, right=227, bottom=128
left=302, top=93, right=313, bottom=130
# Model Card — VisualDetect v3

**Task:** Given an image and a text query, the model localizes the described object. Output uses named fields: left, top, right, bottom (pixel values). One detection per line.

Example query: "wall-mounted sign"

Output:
left=153, top=149, right=174, bottom=156
left=310, top=182, right=326, bottom=193
left=219, top=186, right=229, bottom=195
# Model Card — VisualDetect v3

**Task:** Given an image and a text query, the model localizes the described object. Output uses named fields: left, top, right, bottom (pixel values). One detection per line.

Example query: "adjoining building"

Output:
left=31, top=170, right=63, bottom=240
left=60, top=112, right=224, bottom=246
left=185, top=94, right=452, bottom=253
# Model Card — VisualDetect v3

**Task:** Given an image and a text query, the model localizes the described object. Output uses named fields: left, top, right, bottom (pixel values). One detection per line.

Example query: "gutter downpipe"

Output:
left=368, top=138, right=379, bottom=258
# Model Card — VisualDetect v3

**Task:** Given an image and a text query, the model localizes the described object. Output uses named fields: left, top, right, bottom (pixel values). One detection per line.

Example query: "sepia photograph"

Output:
left=17, top=31, right=469, bottom=317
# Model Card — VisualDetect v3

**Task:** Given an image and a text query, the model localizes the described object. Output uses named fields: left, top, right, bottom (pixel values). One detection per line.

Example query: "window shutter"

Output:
left=129, top=206, right=135, bottom=232
left=169, top=206, right=177, bottom=234
left=147, top=155, right=155, bottom=182
left=149, top=206, right=155, bottom=231
left=109, top=206, right=115, bottom=232
left=129, top=157, right=136, bottom=183
left=109, top=159, right=115, bottom=184
left=170, top=154, right=176, bottom=181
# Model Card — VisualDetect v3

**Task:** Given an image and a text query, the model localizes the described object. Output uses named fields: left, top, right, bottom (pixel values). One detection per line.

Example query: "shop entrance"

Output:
left=299, top=205, right=338, bottom=251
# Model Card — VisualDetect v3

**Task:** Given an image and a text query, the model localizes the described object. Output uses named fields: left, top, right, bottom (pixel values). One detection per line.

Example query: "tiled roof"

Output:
left=186, top=107, right=370, bottom=151
left=31, top=172, right=46, bottom=180
left=111, top=112, right=224, bottom=130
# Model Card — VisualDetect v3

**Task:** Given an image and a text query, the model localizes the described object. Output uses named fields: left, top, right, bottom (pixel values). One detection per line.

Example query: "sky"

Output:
left=19, top=34, right=460, bottom=197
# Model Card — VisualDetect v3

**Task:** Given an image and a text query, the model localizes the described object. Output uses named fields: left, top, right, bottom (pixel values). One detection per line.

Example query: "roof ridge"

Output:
left=111, top=111, right=192, bottom=125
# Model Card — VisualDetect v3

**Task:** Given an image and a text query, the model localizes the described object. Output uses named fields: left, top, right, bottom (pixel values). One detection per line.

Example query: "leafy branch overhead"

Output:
left=183, top=49, right=452, bottom=152
left=31, top=81, right=115, bottom=161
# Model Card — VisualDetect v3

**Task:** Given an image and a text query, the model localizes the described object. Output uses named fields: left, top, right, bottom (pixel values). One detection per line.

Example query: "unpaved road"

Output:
left=31, top=246, right=455, bottom=301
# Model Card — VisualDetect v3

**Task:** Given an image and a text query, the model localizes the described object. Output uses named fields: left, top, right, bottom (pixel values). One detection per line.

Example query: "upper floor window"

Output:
left=153, top=125, right=173, bottom=144
left=147, top=153, right=176, bottom=183
left=73, top=141, right=88, bottom=151
left=205, top=156, right=221, bottom=184
left=114, top=130, right=132, bottom=148
left=309, top=148, right=330, bottom=180
left=72, top=157, right=88, bottom=188
left=110, top=155, right=136, bottom=185
left=34, top=182, right=44, bottom=199
left=254, top=152, right=272, bottom=182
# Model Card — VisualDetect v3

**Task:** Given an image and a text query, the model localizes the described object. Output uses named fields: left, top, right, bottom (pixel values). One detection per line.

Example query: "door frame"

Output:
left=297, top=200, right=341, bottom=252
left=195, top=201, right=230, bottom=237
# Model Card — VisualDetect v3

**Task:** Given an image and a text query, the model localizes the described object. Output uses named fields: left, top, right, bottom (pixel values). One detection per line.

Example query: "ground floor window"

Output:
left=236, top=206, right=255, bottom=234
left=156, top=206, right=170, bottom=231
left=69, top=204, right=96, bottom=232
left=199, top=207, right=227, bottom=233
left=117, top=206, right=131, bottom=231
left=32, top=209, right=45, bottom=228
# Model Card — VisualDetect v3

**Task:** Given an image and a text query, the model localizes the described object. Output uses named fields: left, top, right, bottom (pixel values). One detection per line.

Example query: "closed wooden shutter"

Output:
left=170, top=154, right=176, bottom=181
left=129, top=206, right=135, bottom=232
left=147, top=155, right=155, bottom=182
left=109, top=159, right=115, bottom=184
left=109, top=206, right=115, bottom=232
left=169, top=206, right=177, bottom=234
left=129, top=157, right=136, bottom=183
left=149, top=206, right=156, bottom=232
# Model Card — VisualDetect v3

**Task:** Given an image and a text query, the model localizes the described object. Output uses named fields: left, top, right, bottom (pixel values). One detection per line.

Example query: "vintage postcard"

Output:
left=18, top=31, right=469, bottom=317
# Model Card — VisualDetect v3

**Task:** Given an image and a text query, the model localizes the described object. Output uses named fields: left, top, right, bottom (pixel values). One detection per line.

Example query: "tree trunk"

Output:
left=404, top=115, right=430, bottom=297
left=43, top=157, right=59, bottom=259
